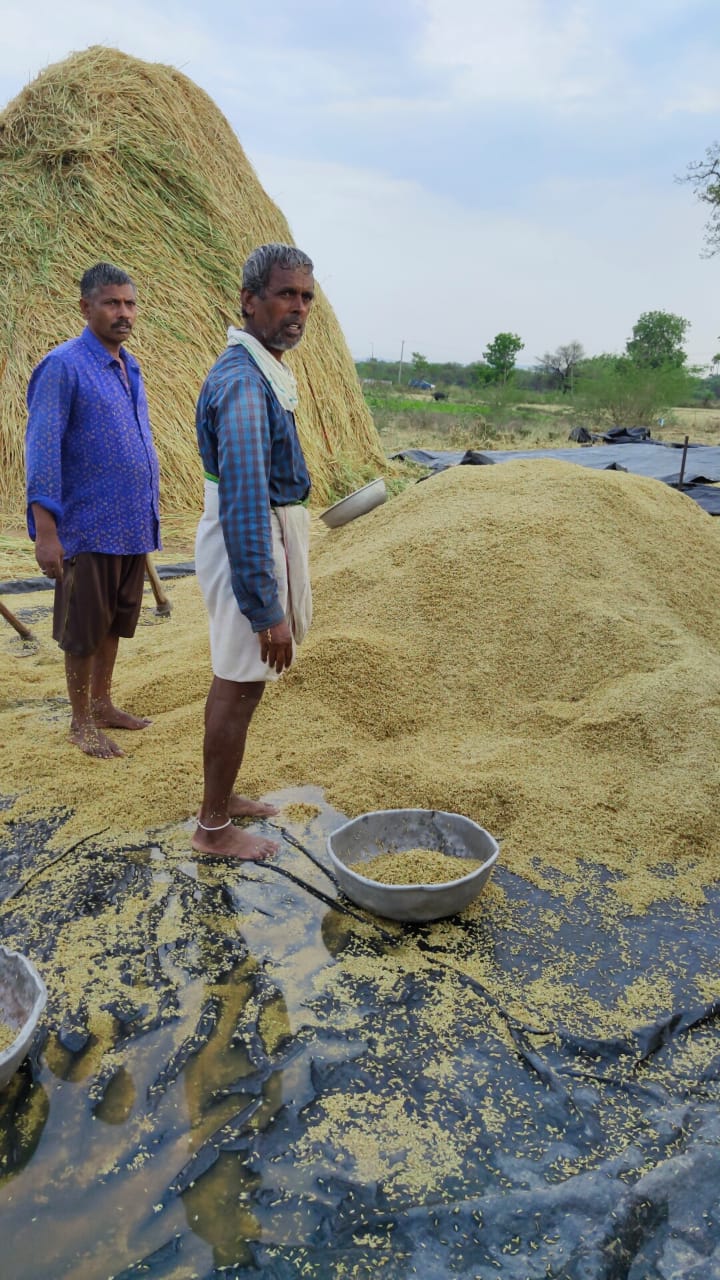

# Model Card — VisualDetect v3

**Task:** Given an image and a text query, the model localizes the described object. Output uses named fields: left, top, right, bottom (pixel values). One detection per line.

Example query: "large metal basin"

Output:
left=327, top=808, right=500, bottom=922
left=319, top=478, right=387, bottom=529
left=0, top=945, right=47, bottom=1089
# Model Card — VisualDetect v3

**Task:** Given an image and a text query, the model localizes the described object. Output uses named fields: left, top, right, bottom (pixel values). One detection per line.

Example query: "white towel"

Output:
left=226, top=327, right=299, bottom=412
left=274, top=503, right=312, bottom=645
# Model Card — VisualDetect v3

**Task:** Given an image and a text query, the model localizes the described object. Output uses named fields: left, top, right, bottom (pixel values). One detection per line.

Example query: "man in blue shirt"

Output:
left=194, top=243, right=315, bottom=861
left=25, top=262, right=161, bottom=759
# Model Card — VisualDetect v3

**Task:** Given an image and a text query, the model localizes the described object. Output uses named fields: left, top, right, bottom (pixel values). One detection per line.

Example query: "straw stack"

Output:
left=0, top=46, right=385, bottom=515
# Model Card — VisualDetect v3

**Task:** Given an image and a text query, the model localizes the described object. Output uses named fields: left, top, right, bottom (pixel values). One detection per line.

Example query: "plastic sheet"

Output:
left=1, top=788, right=719, bottom=1279
left=0, top=562, right=196, bottom=597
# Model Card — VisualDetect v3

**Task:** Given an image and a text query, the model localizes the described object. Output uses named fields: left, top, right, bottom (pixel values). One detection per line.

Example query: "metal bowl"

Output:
left=0, top=945, right=47, bottom=1089
left=320, top=478, right=387, bottom=529
left=327, top=808, right=500, bottom=922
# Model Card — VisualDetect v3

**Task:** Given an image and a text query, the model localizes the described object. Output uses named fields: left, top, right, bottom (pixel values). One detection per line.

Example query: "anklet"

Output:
left=196, top=817, right=232, bottom=832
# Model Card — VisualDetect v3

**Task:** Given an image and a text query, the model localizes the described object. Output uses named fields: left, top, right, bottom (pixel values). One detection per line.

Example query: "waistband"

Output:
left=204, top=471, right=309, bottom=507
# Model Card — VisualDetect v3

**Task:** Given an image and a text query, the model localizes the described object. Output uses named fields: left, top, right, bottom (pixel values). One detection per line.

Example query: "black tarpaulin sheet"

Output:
left=1, top=790, right=719, bottom=1280
left=392, top=445, right=720, bottom=513
left=0, top=562, right=197, bottom=597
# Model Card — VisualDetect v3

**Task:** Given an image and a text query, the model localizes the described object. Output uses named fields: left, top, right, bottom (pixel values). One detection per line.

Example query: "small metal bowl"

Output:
left=327, top=808, right=500, bottom=922
left=0, top=945, right=47, bottom=1090
left=320, top=478, right=387, bottom=529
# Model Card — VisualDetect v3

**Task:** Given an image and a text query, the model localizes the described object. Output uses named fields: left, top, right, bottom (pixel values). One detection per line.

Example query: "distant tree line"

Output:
left=357, top=310, right=720, bottom=421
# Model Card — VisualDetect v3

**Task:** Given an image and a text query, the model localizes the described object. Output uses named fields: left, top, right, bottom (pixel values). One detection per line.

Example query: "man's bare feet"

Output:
left=227, top=793, right=279, bottom=819
left=91, top=700, right=151, bottom=730
left=191, top=823, right=278, bottom=861
left=70, top=718, right=124, bottom=759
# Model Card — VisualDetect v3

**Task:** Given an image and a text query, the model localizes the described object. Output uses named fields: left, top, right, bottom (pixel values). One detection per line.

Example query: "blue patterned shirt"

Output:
left=25, top=327, right=161, bottom=556
left=196, top=345, right=311, bottom=630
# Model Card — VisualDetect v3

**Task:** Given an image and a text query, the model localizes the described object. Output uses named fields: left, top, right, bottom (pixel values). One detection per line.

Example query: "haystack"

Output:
left=0, top=45, right=384, bottom=515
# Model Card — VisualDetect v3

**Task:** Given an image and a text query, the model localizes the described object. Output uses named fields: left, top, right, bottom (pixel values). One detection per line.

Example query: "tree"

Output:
left=577, top=354, right=695, bottom=427
left=537, top=341, right=585, bottom=393
left=625, top=311, right=690, bottom=369
left=468, top=360, right=494, bottom=387
left=681, top=141, right=720, bottom=255
left=411, top=351, right=430, bottom=378
left=483, top=332, right=524, bottom=385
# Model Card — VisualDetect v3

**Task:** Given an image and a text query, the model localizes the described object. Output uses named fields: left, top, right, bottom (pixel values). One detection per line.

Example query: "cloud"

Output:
left=414, top=0, right=720, bottom=120
left=255, top=153, right=720, bottom=366
left=416, top=0, right=608, bottom=106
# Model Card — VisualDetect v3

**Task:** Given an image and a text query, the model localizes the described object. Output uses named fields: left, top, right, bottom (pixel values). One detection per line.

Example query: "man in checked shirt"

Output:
left=192, top=244, right=315, bottom=860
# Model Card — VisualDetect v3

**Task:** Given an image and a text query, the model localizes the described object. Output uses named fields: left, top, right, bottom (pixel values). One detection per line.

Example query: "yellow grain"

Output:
left=348, top=848, right=483, bottom=885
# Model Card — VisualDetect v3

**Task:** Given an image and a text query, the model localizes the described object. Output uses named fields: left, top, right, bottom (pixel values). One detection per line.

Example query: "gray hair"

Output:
left=242, top=243, right=313, bottom=296
left=80, top=262, right=135, bottom=298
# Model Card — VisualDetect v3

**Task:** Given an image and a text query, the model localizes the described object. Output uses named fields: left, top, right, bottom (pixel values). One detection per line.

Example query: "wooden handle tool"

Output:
left=0, top=597, right=34, bottom=640
left=145, top=555, right=172, bottom=616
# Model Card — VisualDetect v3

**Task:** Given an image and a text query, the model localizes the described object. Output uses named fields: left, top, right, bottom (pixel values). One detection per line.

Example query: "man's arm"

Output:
left=30, top=504, right=64, bottom=580
left=25, top=355, right=72, bottom=575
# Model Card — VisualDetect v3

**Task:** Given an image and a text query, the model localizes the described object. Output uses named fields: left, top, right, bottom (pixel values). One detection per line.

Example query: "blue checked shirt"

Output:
left=25, top=327, right=161, bottom=556
left=196, top=345, right=311, bottom=631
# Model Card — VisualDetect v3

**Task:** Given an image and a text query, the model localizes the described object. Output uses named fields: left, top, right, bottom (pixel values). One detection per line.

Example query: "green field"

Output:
left=365, top=386, right=720, bottom=457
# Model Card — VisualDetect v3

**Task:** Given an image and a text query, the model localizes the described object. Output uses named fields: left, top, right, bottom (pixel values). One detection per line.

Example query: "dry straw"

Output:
left=0, top=45, right=385, bottom=516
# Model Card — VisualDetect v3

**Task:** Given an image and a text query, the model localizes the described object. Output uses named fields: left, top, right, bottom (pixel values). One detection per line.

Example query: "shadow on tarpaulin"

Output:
left=0, top=786, right=719, bottom=1280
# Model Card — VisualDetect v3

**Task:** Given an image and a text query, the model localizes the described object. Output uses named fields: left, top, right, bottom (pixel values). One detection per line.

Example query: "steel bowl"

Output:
left=320, top=478, right=387, bottom=529
left=327, top=808, right=500, bottom=922
left=0, top=945, right=47, bottom=1089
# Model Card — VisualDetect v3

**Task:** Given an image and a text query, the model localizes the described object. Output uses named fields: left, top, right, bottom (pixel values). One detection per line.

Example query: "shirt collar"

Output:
left=80, top=325, right=139, bottom=371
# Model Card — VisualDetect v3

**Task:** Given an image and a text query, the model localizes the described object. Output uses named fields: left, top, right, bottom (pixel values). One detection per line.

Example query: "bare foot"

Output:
left=70, top=719, right=124, bottom=759
left=191, top=823, right=278, bottom=861
left=92, top=701, right=151, bottom=730
left=227, top=794, right=279, bottom=819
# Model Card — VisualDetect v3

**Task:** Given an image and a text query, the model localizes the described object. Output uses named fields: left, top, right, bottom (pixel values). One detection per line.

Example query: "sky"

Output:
left=2, top=0, right=719, bottom=368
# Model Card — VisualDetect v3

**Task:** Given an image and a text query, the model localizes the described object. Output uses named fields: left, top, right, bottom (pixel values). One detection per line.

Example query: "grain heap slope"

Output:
left=0, top=45, right=383, bottom=514
left=271, top=459, right=720, bottom=902
left=2, top=460, right=720, bottom=910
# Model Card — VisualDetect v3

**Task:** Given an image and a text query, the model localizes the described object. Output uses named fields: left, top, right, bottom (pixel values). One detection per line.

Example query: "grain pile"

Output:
left=2, top=459, right=720, bottom=910
left=0, top=45, right=384, bottom=515
left=349, top=849, right=483, bottom=884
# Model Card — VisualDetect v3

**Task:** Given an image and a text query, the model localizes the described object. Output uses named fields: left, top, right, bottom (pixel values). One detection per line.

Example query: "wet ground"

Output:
left=1, top=780, right=719, bottom=1280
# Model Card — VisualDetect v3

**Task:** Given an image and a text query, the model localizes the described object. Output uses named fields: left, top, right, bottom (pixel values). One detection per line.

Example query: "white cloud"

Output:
left=415, top=0, right=618, bottom=107
left=0, top=1, right=220, bottom=95
left=414, top=0, right=720, bottom=120
left=255, top=153, right=720, bottom=367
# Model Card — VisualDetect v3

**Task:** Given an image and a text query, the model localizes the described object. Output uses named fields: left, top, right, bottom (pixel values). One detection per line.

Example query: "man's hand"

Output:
left=259, top=620, right=294, bottom=673
left=31, top=505, right=64, bottom=580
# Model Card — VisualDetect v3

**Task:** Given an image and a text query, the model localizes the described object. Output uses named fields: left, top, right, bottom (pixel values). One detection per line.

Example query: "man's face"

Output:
left=241, top=266, right=315, bottom=356
left=80, top=283, right=137, bottom=351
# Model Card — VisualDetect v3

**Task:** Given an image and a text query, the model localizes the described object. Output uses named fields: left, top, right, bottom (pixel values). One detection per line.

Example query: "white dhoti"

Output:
left=195, top=480, right=312, bottom=683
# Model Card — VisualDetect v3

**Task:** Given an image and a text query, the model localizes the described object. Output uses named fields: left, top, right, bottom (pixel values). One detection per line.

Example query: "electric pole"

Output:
left=397, top=339, right=405, bottom=386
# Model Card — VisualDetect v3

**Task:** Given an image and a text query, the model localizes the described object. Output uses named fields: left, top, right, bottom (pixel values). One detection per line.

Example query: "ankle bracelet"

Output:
left=196, top=817, right=232, bottom=832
